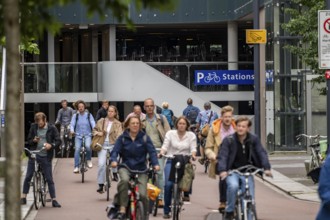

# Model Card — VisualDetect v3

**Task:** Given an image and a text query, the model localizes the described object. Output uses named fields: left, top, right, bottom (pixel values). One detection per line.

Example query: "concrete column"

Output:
left=259, top=7, right=266, bottom=147
left=227, top=21, right=238, bottom=91
left=109, top=25, right=116, bottom=61
left=48, top=103, right=56, bottom=123
left=92, top=30, right=98, bottom=94
left=47, top=32, right=55, bottom=92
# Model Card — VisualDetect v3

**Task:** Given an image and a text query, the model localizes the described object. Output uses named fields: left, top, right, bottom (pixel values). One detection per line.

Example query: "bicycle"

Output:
left=24, top=148, right=48, bottom=210
left=75, top=133, right=92, bottom=183
left=199, top=137, right=210, bottom=173
left=225, top=165, right=263, bottom=220
left=162, top=154, right=192, bottom=220
left=60, top=125, right=72, bottom=158
left=296, top=134, right=327, bottom=183
left=148, top=164, right=159, bottom=217
left=119, top=163, right=148, bottom=220
left=204, top=72, right=221, bottom=83
left=96, top=143, right=114, bottom=201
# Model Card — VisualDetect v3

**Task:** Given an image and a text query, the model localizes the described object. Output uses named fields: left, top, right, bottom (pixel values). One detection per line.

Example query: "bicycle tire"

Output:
left=60, top=144, right=65, bottom=158
left=246, top=202, right=257, bottom=220
left=204, top=160, right=209, bottom=173
left=153, top=197, right=159, bottom=216
left=33, top=173, right=40, bottom=210
left=81, top=152, right=85, bottom=183
left=66, top=144, right=70, bottom=158
left=40, top=174, right=48, bottom=207
left=106, top=165, right=111, bottom=201
left=136, top=201, right=145, bottom=220
left=172, top=183, right=180, bottom=220
left=234, top=198, right=242, bottom=220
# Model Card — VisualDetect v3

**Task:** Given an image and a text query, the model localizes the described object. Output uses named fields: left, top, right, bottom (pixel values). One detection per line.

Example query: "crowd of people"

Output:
left=21, top=97, right=275, bottom=220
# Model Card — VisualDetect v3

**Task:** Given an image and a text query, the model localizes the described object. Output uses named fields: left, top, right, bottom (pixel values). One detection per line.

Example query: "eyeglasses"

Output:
left=145, top=105, right=154, bottom=108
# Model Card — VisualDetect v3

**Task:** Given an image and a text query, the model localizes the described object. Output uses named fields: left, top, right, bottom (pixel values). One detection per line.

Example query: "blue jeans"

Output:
left=97, top=141, right=117, bottom=184
left=22, top=156, right=56, bottom=198
left=225, top=172, right=255, bottom=213
left=74, top=135, right=92, bottom=168
left=164, top=160, right=174, bottom=215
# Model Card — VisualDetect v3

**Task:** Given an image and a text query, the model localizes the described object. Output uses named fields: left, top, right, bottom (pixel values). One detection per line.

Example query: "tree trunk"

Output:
left=4, top=0, right=21, bottom=219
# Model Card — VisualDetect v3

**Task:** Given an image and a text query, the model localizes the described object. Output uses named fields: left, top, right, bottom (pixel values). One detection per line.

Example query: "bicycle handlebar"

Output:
left=159, top=154, right=194, bottom=161
left=119, top=163, right=149, bottom=174
left=228, top=165, right=264, bottom=176
left=24, top=148, right=45, bottom=157
left=74, top=133, right=93, bottom=138
left=296, top=134, right=327, bottom=140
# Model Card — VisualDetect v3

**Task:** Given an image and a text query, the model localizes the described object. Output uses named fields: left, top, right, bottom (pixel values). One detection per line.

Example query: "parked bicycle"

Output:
left=162, top=154, right=192, bottom=220
left=119, top=163, right=148, bottom=220
left=225, top=165, right=263, bottom=220
left=24, top=148, right=48, bottom=210
left=296, top=134, right=327, bottom=183
left=75, top=133, right=92, bottom=183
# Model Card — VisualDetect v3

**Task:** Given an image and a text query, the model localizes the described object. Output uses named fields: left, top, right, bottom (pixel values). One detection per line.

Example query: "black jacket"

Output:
left=217, top=132, right=271, bottom=173
left=95, top=107, right=107, bottom=121
left=27, top=123, right=61, bottom=159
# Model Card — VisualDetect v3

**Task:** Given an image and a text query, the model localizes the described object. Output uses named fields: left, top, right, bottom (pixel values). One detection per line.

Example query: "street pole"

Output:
left=254, top=0, right=260, bottom=138
left=327, top=0, right=330, bottom=154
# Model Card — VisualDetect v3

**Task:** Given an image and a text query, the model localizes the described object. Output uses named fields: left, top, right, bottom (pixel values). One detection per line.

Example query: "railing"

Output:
left=22, top=62, right=98, bottom=93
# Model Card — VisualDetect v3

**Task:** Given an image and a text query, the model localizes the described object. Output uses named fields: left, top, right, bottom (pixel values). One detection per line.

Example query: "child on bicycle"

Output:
left=217, top=116, right=272, bottom=220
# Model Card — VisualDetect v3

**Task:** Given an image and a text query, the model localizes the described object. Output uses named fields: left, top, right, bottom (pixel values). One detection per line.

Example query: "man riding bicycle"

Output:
left=217, top=116, right=272, bottom=220
left=55, top=99, right=74, bottom=151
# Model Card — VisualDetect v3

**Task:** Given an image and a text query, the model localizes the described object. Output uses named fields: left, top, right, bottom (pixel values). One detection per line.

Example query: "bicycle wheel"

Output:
left=246, top=203, right=257, bottom=220
left=60, top=144, right=65, bottom=158
left=106, top=165, right=111, bottom=201
left=151, top=173, right=158, bottom=216
left=204, top=159, right=209, bottom=173
left=234, top=198, right=242, bottom=220
left=136, top=201, right=145, bottom=220
left=33, top=173, right=40, bottom=210
left=40, top=174, right=48, bottom=207
left=81, top=153, right=85, bottom=183
left=172, top=184, right=180, bottom=220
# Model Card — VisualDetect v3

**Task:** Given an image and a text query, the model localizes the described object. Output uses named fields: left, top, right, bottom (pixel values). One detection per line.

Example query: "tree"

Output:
left=2, top=1, right=175, bottom=219
left=281, top=0, right=325, bottom=94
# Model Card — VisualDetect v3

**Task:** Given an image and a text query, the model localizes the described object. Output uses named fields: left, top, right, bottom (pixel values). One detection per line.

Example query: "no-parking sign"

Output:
left=319, top=10, right=330, bottom=69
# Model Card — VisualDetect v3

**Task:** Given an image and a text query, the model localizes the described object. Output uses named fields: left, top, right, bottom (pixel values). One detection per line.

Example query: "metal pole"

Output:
left=254, top=0, right=260, bottom=137
left=327, top=0, right=330, bottom=154
left=0, top=48, right=6, bottom=157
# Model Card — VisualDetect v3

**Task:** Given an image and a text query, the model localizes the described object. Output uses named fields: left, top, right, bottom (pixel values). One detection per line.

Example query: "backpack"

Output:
left=161, top=109, right=173, bottom=128
left=74, top=112, right=93, bottom=132
left=186, top=107, right=198, bottom=124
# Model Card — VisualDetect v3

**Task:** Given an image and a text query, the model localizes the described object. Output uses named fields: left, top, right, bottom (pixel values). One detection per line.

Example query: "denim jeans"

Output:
left=157, top=156, right=165, bottom=200
left=97, top=141, right=117, bottom=184
left=74, top=135, right=92, bottom=168
left=22, top=156, right=56, bottom=198
left=225, top=172, right=255, bottom=213
left=163, top=160, right=174, bottom=215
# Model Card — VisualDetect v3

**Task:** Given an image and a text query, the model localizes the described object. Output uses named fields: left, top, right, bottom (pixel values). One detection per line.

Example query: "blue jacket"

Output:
left=317, top=155, right=330, bottom=220
left=217, top=132, right=271, bottom=173
left=110, top=130, right=159, bottom=171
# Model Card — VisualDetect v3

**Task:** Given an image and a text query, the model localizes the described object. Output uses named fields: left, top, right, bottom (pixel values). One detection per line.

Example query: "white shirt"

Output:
left=105, top=121, right=113, bottom=142
left=161, top=130, right=197, bottom=156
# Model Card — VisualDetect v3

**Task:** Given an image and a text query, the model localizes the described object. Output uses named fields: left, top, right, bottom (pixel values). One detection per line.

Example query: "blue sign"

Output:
left=195, top=70, right=254, bottom=85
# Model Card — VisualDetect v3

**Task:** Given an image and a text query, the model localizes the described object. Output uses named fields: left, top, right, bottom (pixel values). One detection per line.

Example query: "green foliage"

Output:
left=281, top=0, right=326, bottom=94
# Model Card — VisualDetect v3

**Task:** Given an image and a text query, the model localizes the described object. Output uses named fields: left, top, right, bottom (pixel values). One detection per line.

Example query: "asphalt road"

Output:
left=31, top=156, right=320, bottom=220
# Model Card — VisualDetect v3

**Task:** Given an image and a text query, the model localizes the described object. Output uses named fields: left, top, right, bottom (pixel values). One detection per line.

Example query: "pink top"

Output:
left=220, top=124, right=235, bottom=139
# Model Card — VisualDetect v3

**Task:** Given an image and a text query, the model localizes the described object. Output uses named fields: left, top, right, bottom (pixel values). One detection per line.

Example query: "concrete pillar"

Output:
left=259, top=7, right=266, bottom=147
left=47, top=32, right=55, bottom=93
left=109, top=25, right=116, bottom=61
left=227, top=21, right=238, bottom=91
left=48, top=103, right=56, bottom=123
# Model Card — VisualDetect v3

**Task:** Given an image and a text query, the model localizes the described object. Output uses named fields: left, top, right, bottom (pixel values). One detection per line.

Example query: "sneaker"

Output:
left=116, top=212, right=126, bottom=220
left=163, top=214, right=171, bottom=219
left=20, top=198, right=26, bottom=205
left=218, top=202, right=226, bottom=213
left=182, top=196, right=190, bottom=202
left=158, top=199, right=164, bottom=208
left=113, top=172, right=119, bottom=182
left=52, top=200, right=61, bottom=208
left=224, top=212, right=234, bottom=220
left=73, top=167, right=79, bottom=173
left=87, top=160, right=93, bottom=168
left=97, top=184, right=104, bottom=194
left=198, top=158, right=205, bottom=165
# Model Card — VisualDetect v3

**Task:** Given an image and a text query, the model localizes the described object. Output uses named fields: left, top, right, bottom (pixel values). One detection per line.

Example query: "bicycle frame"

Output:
left=75, top=133, right=92, bottom=183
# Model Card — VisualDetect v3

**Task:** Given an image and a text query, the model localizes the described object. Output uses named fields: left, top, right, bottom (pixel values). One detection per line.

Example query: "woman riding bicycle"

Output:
left=93, top=105, right=123, bottom=193
left=159, top=116, right=197, bottom=219
left=110, top=116, right=160, bottom=220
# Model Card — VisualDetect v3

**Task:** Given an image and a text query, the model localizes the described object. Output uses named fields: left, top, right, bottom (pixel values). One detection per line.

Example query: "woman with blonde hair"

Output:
left=93, top=105, right=123, bottom=193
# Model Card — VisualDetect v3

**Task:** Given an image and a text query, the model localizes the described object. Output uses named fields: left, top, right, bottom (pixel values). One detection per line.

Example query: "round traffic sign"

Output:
left=324, top=18, right=330, bottom=34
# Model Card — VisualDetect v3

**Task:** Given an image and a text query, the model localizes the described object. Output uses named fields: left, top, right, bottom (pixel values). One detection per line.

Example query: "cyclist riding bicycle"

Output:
left=21, top=112, right=62, bottom=208
left=110, top=116, right=160, bottom=220
left=217, top=116, right=272, bottom=220
left=70, top=100, right=96, bottom=173
left=55, top=99, right=74, bottom=148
